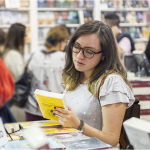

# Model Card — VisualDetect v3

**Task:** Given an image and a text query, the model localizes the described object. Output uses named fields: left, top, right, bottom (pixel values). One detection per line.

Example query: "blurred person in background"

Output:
left=145, top=37, right=150, bottom=62
left=0, top=57, right=16, bottom=124
left=2, top=23, right=27, bottom=122
left=0, top=30, right=6, bottom=57
left=3, top=23, right=26, bottom=81
left=104, top=14, right=135, bottom=60
left=25, top=25, right=69, bottom=121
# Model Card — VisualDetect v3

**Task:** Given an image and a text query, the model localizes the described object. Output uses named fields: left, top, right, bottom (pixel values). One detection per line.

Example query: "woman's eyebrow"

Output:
left=75, top=42, right=96, bottom=50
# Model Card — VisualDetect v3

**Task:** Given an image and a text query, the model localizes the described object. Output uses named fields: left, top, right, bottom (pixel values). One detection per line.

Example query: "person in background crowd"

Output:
left=104, top=14, right=135, bottom=60
left=25, top=25, right=69, bottom=121
left=2, top=23, right=27, bottom=122
left=0, top=30, right=6, bottom=57
left=0, top=57, right=16, bottom=124
left=145, top=37, right=150, bottom=62
left=52, top=21, right=135, bottom=147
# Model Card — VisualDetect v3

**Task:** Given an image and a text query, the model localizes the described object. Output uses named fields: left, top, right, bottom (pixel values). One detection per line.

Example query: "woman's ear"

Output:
left=101, top=56, right=105, bottom=60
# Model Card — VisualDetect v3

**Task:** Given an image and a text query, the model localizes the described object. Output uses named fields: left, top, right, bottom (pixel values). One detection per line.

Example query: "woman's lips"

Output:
left=76, top=61, right=84, bottom=66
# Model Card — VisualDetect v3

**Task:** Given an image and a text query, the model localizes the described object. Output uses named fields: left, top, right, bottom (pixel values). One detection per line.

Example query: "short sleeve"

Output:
left=99, top=75, right=135, bottom=108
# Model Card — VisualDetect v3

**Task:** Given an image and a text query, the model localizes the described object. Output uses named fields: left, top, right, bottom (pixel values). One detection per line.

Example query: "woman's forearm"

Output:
left=82, top=123, right=119, bottom=147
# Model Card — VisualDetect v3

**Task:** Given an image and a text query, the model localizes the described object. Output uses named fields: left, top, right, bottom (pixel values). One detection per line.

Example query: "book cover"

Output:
left=66, top=0, right=76, bottom=8
left=47, top=0, right=56, bottom=8
left=83, top=11, right=93, bottom=23
left=4, top=138, right=66, bottom=150
left=56, top=0, right=67, bottom=8
left=20, top=0, right=29, bottom=7
left=5, top=120, right=62, bottom=130
left=43, top=127, right=82, bottom=136
left=76, top=0, right=86, bottom=8
left=62, top=137, right=112, bottom=150
left=123, top=117, right=150, bottom=149
left=85, top=0, right=94, bottom=8
left=38, top=0, right=47, bottom=8
left=34, top=89, right=68, bottom=121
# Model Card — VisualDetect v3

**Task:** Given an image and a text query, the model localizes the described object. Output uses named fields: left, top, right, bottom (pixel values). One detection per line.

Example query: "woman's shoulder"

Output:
left=100, top=73, right=133, bottom=98
left=5, top=49, right=22, bottom=57
left=3, top=50, right=23, bottom=62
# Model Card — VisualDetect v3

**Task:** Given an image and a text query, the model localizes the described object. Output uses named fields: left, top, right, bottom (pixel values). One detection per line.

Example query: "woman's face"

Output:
left=72, top=34, right=103, bottom=77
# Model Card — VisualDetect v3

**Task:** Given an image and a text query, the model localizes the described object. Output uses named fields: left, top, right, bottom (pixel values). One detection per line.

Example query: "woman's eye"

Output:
left=86, top=50, right=93, bottom=55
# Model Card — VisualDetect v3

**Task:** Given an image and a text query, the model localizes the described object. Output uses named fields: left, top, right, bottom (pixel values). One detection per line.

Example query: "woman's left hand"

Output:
left=53, top=105, right=80, bottom=129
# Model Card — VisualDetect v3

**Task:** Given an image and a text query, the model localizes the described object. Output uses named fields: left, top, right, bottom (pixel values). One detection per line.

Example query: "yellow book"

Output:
left=42, top=127, right=82, bottom=136
left=34, top=89, right=68, bottom=121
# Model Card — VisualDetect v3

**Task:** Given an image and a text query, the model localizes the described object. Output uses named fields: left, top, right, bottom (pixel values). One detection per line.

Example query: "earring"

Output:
left=102, top=57, right=105, bottom=60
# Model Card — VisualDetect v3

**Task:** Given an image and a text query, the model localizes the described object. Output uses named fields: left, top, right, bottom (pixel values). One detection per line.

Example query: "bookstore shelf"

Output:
left=38, top=24, right=80, bottom=28
left=38, top=8, right=93, bottom=11
left=100, top=8, right=150, bottom=11
left=0, top=24, right=30, bottom=28
left=0, top=7, right=30, bottom=11
left=120, top=23, right=149, bottom=27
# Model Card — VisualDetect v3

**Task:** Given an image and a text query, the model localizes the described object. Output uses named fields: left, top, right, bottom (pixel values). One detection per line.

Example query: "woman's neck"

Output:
left=80, top=72, right=91, bottom=84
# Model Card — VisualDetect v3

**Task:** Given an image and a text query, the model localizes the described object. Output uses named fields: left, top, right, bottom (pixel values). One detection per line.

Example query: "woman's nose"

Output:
left=77, top=49, right=84, bottom=59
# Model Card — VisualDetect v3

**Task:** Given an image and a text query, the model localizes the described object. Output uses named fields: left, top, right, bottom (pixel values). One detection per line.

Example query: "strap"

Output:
left=119, top=133, right=127, bottom=149
left=25, top=53, right=34, bottom=71
left=98, top=76, right=107, bottom=101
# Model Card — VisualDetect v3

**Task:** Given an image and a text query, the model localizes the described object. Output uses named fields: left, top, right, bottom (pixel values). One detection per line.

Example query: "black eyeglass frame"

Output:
left=71, top=42, right=103, bottom=59
left=5, top=124, right=24, bottom=141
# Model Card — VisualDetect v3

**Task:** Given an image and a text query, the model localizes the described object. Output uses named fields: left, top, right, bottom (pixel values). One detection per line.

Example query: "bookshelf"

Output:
left=0, top=0, right=32, bottom=59
left=98, top=0, right=150, bottom=51
left=36, top=0, right=94, bottom=48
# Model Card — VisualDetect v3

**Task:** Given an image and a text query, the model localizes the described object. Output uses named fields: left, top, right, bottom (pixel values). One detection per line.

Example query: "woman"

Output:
left=52, top=21, right=135, bottom=147
left=3, top=23, right=26, bottom=81
left=3, top=23, right=26, bottom=122
left=25, top=25, right=69, bottom=121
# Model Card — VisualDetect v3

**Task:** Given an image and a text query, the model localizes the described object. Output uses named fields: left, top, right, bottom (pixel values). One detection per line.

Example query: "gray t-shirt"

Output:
left=64, top=74, right=135, bottom=130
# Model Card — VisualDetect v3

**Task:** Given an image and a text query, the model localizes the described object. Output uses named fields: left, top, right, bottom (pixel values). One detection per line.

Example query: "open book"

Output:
left=123, top=117, right=150, bottom=149
left=34, top=89, right=68, bottom=121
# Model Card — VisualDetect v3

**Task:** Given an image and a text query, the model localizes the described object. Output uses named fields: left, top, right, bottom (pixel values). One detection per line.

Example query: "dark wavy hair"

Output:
left=62, top=20, right=132, bottom=98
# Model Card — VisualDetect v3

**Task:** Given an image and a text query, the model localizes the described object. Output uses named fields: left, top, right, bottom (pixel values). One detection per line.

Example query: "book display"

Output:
left=99, top=0, right=150, bottom=51
left=37, top=0, right=94, bottom=46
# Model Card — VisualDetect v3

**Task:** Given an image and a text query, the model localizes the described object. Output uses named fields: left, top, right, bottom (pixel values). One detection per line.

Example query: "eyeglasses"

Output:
left=71, top=42, right=102, bottom=59
left=5, top=124, right=24, bottom=141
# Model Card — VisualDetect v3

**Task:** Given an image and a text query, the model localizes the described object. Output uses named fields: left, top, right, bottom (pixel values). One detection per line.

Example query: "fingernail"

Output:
left=53, top=113, right=55, bottom=116
left=51, top=110, right=53, bottom=113
left=54, top=107, right=56, bottom=109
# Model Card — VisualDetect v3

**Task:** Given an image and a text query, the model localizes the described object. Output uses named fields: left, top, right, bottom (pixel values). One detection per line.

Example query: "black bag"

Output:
left=120, top=99, right=140, bottom=149
left=10, top=55, right=34, bottom=108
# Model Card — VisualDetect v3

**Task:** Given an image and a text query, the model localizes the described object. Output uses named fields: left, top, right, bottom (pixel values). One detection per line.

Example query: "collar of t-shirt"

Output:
left=41, top=50, right=56, bottom=54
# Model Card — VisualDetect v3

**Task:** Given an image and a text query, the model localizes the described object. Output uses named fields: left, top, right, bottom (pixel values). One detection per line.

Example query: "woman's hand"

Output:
left=53, top=105, right=80, bottom=129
